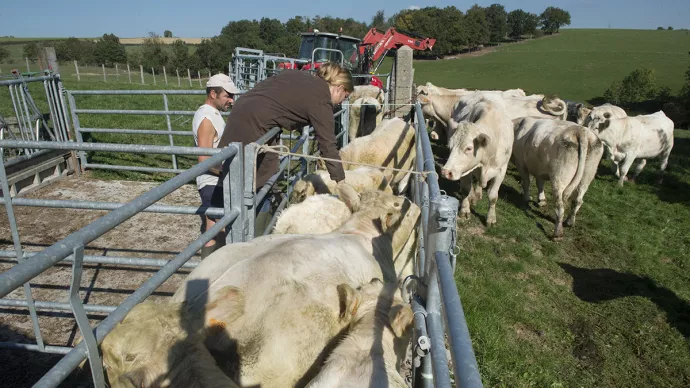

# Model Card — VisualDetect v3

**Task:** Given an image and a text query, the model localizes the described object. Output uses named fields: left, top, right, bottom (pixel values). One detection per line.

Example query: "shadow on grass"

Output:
left=558, top=263, right=690, bottom=338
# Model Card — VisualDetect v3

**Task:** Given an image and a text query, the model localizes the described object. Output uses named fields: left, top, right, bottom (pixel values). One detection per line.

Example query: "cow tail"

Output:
left=563, top=127, right=588, bottom=201
left=541, top=96, right=567, bottom=119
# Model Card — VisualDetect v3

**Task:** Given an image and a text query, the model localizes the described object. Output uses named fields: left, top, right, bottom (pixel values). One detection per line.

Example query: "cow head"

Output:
left=441, top=119, right=491, bottom=181
left=587, top=111, right=612, bottom=133
left=577, top=105, right=592, bottom=125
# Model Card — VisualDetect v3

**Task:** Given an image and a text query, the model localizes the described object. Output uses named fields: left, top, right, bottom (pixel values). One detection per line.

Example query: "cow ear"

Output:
left=417, top=94, right=430, bottom=104
left=475, top=133, right=490, bottom=148
left=603, top=112, right=611, bottom=119
left=337, top=283, right=360, bottom=320
left=576, top=103, right=583, bottom=109
left=388, top=303, right=414, bottom=338
left=335, top=181, right=361, bottom=212
left=205, top=286, right=245, bottom=327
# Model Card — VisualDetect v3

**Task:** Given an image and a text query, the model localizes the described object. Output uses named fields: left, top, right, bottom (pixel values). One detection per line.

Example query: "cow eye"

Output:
left=465, top=146, right=473, bottom=152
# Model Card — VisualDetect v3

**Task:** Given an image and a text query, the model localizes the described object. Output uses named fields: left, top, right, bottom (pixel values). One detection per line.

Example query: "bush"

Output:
left=604, top=68, right=658, bottom=106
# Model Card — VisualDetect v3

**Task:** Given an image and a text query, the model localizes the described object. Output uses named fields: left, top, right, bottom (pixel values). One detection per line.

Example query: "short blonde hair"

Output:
left=317, top=62, right=354, bottom=93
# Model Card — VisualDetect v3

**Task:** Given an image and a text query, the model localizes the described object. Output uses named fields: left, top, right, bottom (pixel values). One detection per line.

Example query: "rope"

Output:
left=253, top=143, right=438, bottom=181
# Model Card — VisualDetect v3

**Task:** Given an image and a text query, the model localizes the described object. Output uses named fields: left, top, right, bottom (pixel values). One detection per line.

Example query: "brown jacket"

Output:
left=218, top=70, right=346, bottom=189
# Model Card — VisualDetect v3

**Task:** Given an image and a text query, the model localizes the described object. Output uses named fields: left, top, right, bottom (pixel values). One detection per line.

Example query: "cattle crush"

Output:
left=0, top=54, right=482, bottom=388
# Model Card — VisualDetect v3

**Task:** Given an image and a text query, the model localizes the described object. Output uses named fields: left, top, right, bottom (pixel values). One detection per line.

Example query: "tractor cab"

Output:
left=297, top=30, right=362, bottom=71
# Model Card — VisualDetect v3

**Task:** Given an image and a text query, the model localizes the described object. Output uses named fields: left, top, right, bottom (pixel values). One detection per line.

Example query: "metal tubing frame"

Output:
left=0, top=250, right=200, bottom=269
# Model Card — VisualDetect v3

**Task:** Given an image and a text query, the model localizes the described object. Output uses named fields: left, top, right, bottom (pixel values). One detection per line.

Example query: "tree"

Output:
left=668, top=26, right=674, bottom=31
left=140, top=33, right=169, bottom=72
left=525, top=12, right=540, bottom=37
left=657, top=26, right=664, bottom=30
left=539, top=6, right=571, bottom=34
left=259, top=18, right=286, bottom=54
left=24, top=42, right=39, bottom=60
left=0, top=46, right=9, bottom=63
left=170, top=39, right=190, bottom=70
left=485, top=4, right=508, bottom=43
left=92, top=33, right=127, bottom=66
left=164, top=30, right=173, bottom=38
left=507, top=9, right=528, bottom=39
left=604, top=68, right=659, bottom=106
left=56, top=37, right=90, bottom=62
left=371, top=10, right=388, bottom=30
left=465, top=5, right=490, bottom=49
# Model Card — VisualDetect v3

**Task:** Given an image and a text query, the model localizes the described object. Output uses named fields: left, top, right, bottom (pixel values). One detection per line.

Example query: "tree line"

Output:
left=10, top=4, right=571, bottom=74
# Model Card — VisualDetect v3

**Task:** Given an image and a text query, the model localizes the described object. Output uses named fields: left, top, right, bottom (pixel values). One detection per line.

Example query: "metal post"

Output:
left=127, top=63, right=131, bottom=83
left=140, top=65, right=144, bottom=85
left=227, top=143, right=244, bottom=243
left=163, top=66, right=168, bottom=86
left=152, top=68, right=156, bottom=85
left=0, top=157, right=45, bottom=351
left=188, top=69, right=192, bottom=87
left=425, top=263, right=452, bottom=388
left=162, top=94, right=177, bottom=170
left=243, top=143, right=257, bottom=240
left=74, top=60, right=80, bottom=81
left=67, top=92, right=87, bottom=171
left=102, top=64, right=106, bottom=82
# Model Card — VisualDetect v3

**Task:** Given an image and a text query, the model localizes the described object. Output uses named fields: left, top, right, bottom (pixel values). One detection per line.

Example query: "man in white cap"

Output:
left=193, top=73, right=240, bottom=259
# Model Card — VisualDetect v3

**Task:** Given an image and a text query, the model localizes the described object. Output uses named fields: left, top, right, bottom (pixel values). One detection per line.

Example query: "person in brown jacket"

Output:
left=217, top=62, right=353, bottom=235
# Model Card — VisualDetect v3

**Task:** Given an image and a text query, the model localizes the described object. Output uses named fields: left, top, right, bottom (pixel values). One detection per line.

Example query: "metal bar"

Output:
left=50, top=79, right=70, bottom=143
left=0, top=140, right=221, bottom=156
left=8, top=85, right=30, bottom=151
left=243, top=143, right=257, bottom=240
left=0, top=251, right=200, bottom=269
left=0, top=147, right=45, bottom=351
left=73, top=109, right=202, bottom=116
left=0, top=145, right=239, bottom=299
left=228, top=145, right=244, bottom=243
left=67, top=92, right=87, bottom=168
left=415, top=103, right=441, bottom=199
left=435, top=251, right=483, bottom=388
left=68, top=245, right=106, bottom=387
left=34, top=209, right=238, bottom=386
left=67, top=90, right=213, bottom=96
left=0, top=343, right=72, bottom=354
left=56, top=79, right=73, bottom=142
left=425, top=262, right=452, bottom=388
left=19, top=82, right=36, bottom=141
left=412, top=297, right=433, bottom=388
left=162, top=94, right=178, bottom=170
left=78, top=128, right=192, bottom=136
left=83, top=163, right=183, bottom=174
left=0, top=75, right=56, bottom=86
left=254, top=136, right=305, bottom=207
left=261, top=193, right=287, bottom=236
left=1, top=297, right=114, bottom=314
left=256, top=127, right=281, bottom=146
left=0, top=197, right=226, bottom=218
left=43, top=81, right=61, bottom=141
left=3, top=148, right=54, bottom=168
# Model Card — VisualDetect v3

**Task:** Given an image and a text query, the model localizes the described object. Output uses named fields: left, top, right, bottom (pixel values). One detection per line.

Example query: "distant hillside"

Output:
left=119, top=38, right=206, bottom=45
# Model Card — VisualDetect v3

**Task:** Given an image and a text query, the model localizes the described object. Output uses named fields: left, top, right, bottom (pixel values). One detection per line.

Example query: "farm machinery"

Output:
left=230, top=27, right=436, bottom=91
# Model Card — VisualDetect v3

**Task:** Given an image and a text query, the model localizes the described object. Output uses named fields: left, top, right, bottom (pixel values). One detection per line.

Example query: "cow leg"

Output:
left=459, top=175, right=473, bottom=220
left=617, top=156, right=637, bottom=187
left=628, top=159, right=647, bottom=184
left=564, top=188, right=584, bottom=227
left=552, top=182, right=566, bottom=239
left=396, top=172, right=412, bottom=196
left=517, top=166, right=531, bottom=205
left=471, top=180, right=483, bottom=205
left=536, top=178, right=547, bottom=207
left=486, top=167, right=507, bottom=226
left=656, top=149, right=672, bottom=184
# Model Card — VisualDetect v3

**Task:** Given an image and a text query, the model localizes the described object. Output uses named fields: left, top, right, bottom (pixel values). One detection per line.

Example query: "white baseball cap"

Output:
left=207, top=73, right=240, bottom=94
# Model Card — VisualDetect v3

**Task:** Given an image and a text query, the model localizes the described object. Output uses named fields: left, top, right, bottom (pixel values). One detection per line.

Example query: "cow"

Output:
left=338, top=118, right=416, bottom=195
left=512, top=117, right=604, bottom=238
left=100, top=186, right=421, bottom=388
left=441, top=93, right=514, bottom=226
left=273, top=194, right=352, bottom=235
left=305, top=279, right=415, bottom=388
left=417, top=81, right=525, bottom=98
left=587, top=110, right=674, bottom=186
left=347, top=85, right=386, bottom=140
left=290, top=166, right=393, bottom=204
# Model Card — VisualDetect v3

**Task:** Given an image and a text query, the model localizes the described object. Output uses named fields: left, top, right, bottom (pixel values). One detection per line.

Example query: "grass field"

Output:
left=1, top=28, right=690, bottom=387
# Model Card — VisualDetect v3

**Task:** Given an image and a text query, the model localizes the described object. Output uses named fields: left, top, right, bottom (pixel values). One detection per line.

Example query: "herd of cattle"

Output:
left=95, top=82, right=675, bottom=387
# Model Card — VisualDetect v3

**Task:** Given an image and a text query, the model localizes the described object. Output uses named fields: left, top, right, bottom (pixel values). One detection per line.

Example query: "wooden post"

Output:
left=140, top=65, right=145, bottom=84
left=208, top=70, right=211, bottom=79
left=163, top=66, right=168, bottom=86
left=25, top=57, right=30, bottom=73
left=152, top=67, right=156, bottom=85
left=198, top=71, right=202, bottom=87
left=127, top=63, right=132, bottom=83
left=115, top=63, right=119, bottom=80
left=102, top=64, right=106, bottom=82
left=187, top=69, right=192, bottom=87
left=74, top=60, right=80, bottom=81
left=176, top=69, right=180, bottom=86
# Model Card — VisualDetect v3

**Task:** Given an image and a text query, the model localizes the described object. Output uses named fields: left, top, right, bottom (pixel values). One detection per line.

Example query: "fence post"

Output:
left=140, top=65, right=144, bottom=84
left=198, top=71, right=202, bottom=87
left=127, top=63, right=131, bottom=83
left=152, top=68, right=156, bottom=85
left=74, top=60, right=80, bottom=81
left=163, top=66, right=168, bottom=86
left=187, top=69, right=192, bottom=87
left=208, top=70, right=211, bottom=79
left=176, top=69, right=180, bottom=86
left=25, top=57, right=30, bottom=73
left=115, top=63, right=119, bottom=81
left=102, top=64, right=106, bottom=82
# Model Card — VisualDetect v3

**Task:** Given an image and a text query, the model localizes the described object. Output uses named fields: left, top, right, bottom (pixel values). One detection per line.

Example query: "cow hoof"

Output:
left=486, top=217, right=497, bottom=226
left=460, top=209, right=471, bottom=220
left=551, top=234, right=564, bottom=241
left=564, top=218, right=575, bottom=227
left=538, top=200, right=547, bottom=208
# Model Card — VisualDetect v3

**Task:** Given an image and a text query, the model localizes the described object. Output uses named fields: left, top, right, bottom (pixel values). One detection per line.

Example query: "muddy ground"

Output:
left=0, top=173, right=203, bottom=387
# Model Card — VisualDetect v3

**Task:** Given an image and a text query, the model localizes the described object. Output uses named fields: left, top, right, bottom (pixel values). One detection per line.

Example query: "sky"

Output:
left=1, top=0, right=689, bottom=38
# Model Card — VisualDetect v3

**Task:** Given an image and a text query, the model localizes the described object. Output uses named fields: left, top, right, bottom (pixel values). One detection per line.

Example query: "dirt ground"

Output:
left=0, top=173, right=203, bottom=387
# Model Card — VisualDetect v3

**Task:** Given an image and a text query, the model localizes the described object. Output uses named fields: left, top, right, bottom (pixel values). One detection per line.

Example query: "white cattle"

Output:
left=290, top=166, right=393, bottom=204
left=587, top=110, right=674, bottom=185
left=272, top=194, right=352, bottom=235
left=441, top=93, right=514, bottom=226
left=512, top=117, right=604, bottom=238
left=338, top=118, right=416, bottom=195
left=305, top=279, right=414, bottom=388
left=349, top=96, right=384, bottom=140
left=100, top=187, right=421, bottom=388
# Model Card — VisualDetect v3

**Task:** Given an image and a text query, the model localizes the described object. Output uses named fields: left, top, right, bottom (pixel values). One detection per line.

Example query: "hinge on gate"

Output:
left=437, top=208, right=455, bottom=229
left=413, top=335, right=431, bottom=368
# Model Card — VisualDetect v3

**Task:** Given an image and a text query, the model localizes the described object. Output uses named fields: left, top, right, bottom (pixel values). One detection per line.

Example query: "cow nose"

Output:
left=441, top=168, right=453, bottom=180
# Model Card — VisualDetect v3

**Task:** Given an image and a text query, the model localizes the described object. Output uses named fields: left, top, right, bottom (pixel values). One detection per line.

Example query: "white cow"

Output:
left=512, top=117, right=604, bottom=238
left=100, top=187, right=421, bottom=388
left=441, top=93, right=514, bottom=226
left=272, top=194, right=352, bottom=235
left=290, top=166, right=393, bottom=204
left=348, top=85, right=386, bottom=141
left=587, top=110, right=674, bottom=185
left=305, top=279, right=414, bottom=388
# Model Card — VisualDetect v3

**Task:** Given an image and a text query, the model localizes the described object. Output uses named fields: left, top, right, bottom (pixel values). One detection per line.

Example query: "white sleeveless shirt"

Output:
left=192, top=104, right=226, bottom=190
